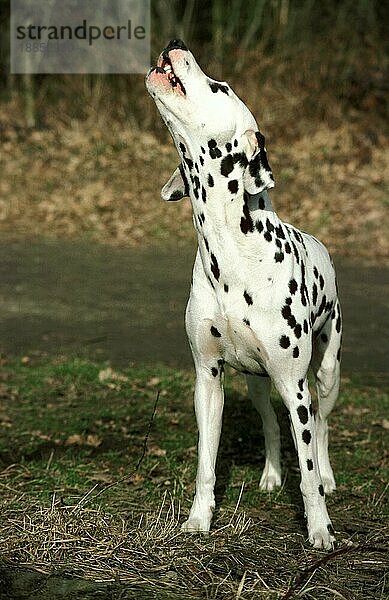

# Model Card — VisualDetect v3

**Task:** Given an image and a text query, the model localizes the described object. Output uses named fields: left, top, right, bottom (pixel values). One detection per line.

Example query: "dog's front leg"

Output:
left=182, top=363, right=224, bottom=533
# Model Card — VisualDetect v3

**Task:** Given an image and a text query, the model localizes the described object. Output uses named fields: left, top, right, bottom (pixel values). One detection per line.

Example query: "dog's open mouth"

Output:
left=155, top=55, right=186, bottom=96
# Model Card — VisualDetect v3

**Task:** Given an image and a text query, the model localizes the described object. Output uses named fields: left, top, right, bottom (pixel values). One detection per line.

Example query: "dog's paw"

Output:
left=181, top=516, right=211, bottom=533
left=308, top=524, right=336, bottom=550
left=322, top=475, right=336, bottom=495
left=259, top=462, right=282, bottom=491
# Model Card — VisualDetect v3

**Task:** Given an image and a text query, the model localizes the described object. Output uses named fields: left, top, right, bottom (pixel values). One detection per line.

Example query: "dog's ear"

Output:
left=243, top=129, right=275, bottom=194
left=161, top=164, right=189, bottom=201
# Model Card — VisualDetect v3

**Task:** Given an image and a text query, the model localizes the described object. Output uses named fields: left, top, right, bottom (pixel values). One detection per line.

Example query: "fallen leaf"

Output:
left=98, top=367, right=128, bottom=383
left=146, top=377, right=161, bottom=387
left=148, top=444, right=166, bottom=457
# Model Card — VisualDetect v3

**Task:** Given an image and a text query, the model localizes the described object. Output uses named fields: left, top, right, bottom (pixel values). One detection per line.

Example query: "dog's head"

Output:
left=146, top=40, right=274, bottom=201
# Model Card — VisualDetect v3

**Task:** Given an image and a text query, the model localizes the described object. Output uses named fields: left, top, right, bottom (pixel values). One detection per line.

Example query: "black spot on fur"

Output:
left=264, top=231, right=272, bottom=242
left=285, top=242, right=291, bottom=254
left=179, top=142, right=186, bottom=154
left=240, top=195, right=254, bottom=234
left=211, top=367, right=218, bottom=377
left=169, top=190, right=185, bottom=201
left=275, top=225, right=285, bottom=239
left=297, top=392, right=303, bottom=400
left=336, top=347, right=341, bottom=361
left=318, top=484, right=324, bottom=496
left=244, top=291, right=253, bottom=305
left=302, top=430, right=312, bottom=444
left=209, top=81, right=229, bottom=94
left=300, top=263, right=308, bottom=307
left=210, top=253, right=220, bottom=281
left=246, top=131, right=274, bottom=189
left=243, top=318, right=250, bottom=326
left=279, top=335, right=290, bottom=349
left=287, top=314, right=297, bottom=329
left=266, top=218, right=274, bottom=232
left=208, top=173, right=214, bottom=187
left=202, top=186, right=207, bottom=203
left=221, top=152, right=248, bottom=176
left=274, top=251, right=284, bottom=263
left=204, top=237, right=209, bottom=252
left=199, top=156, right=204, bottom=166
left=228, top=179, right=239, bottom=194
left=224, top=283, right=229, bottom=293
left=289, top=279, right=298, bottom=295
left=285, top=297, right=292, bottom=305
left=185, top=159, right=194, bottom=172
left=294, top=324, right=302, bottom=339
left=210, top=326, right=221, bottom=338
left=258, top=195, right=265, bottom=209
left=313, top=266, right=319, bottom=279
left=298, top=379, right=304, bottom=391
left=225, top=142, right=232, bottom=152
left=303, top=319, right=309, bottom=334
left=319, top=274, right=325, bottom=290
left=291, top=241, right=300, bottom=264
left=282, top=305, right=291, bottom=319
left=307, top=459, right=313, bottom=471
left=255, top=220, right=263, bottom=233
left=209, top=142, right=222, bottom=159
left=297, top=405, right=309, bottom=424
left=201, top=146, right=206, bottom=154
left=293, top=346, right=300, bottom=358
left=317, top=295, right=327, bottom=317
left=220, top=154, right=234, bottom=177
left=312, top=283, right=318, bottom=306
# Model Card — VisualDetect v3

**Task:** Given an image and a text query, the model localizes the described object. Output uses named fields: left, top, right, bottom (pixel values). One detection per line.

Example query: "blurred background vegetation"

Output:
left=1, top=0, right=387, bottom=128
left=0, top=0, right=388, bottom=257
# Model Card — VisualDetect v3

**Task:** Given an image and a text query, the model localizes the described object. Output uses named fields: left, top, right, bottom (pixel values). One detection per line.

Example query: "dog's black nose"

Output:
left=165, top=39, right=188, bottom=52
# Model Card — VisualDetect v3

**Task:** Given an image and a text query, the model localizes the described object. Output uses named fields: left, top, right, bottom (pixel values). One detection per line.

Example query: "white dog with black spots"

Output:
left=146, top=40, right=342, bottom=550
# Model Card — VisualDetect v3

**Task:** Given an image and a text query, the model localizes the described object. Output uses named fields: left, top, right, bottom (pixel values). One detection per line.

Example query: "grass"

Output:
left=0, top=356, right=388, bottom=599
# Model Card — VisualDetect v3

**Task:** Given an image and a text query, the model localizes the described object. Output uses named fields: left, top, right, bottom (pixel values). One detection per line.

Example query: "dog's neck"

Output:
left=180, top=151, right=278, bottom=257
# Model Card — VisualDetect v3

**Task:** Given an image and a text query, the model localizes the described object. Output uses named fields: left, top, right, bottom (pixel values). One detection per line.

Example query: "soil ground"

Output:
left=0, top=239, right=387, bottom=382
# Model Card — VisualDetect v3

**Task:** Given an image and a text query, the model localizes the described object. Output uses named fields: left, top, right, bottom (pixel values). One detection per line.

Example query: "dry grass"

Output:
left=0, top=490, right=387, bottom=599
left=0, top=89, right=388, bottom=262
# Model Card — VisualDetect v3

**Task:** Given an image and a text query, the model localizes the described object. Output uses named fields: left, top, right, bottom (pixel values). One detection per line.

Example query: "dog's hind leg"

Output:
left=246, top=375, right=281, bottom=491
left=273, top=372, right=335, bottom=549
left=311, top=302, right=342, bottom=494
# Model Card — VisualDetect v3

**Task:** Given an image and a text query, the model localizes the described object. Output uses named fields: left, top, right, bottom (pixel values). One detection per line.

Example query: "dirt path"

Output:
left=0, top=239, right=387, bottom=384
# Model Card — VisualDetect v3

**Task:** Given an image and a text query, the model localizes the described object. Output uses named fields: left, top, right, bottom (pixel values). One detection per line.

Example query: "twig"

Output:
left=79, top=391, right=161, bottom=506
left=281, top=544, right=357, bottom=600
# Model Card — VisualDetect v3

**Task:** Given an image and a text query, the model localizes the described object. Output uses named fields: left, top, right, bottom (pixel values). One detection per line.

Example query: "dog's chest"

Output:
left=193, top=244, right=290, bottom=374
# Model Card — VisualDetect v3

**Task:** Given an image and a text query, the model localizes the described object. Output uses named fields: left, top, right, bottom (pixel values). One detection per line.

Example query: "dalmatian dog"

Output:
left=146, top=40, right=342, bottom=550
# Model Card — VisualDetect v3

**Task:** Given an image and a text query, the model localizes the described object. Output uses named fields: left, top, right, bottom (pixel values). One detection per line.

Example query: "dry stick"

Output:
left=79, top=391, right=161, bottom=507
left=281, top=544, right=383, bottom=600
